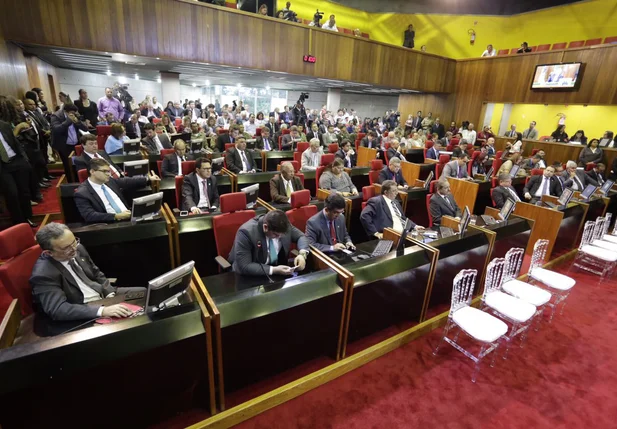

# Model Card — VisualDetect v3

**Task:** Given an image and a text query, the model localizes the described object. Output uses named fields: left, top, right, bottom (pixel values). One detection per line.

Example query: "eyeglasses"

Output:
left=56, top=238, right=80, bottom=253
left=96, top=169, right=111, bottom=175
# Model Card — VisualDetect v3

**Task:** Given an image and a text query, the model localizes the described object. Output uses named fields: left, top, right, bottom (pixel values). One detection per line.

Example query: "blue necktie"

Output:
left=268, top=238, right=278, bottom=266
left=102, top=184, right=122, bottom=213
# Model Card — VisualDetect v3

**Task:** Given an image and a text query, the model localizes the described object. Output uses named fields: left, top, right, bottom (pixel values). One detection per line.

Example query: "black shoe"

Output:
left=27, top=219, right=38, bottom=228
left=39, top=181, right=51, bottom=188
left=41, top=177, right=51, bottom=183
left=44, top=175, right=55, bottom=180
left=33, top=196, right=44, bottom=203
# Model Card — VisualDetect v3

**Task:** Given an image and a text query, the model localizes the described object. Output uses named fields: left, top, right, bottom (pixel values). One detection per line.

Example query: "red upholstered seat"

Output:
left=536, top=44, right=550, bottom=52
left=435, top=163, right=444, bottom=179
left=490, top=188, right=497, bottom=207
left=469, top=151, right=481, bottom=175
left=278, top=136, right=283, bottom=150
left=255, top=128, right=262, bottom=136
left=217, top=129, right=229, bottom=135
left=362, top=185, right=375, bottom=202
left=439, top=154, right=450, bottom=164
left=316, top=166, right=326, bottom=188
left=77, top=169, right=88, bottom=183
left=74, top=145, right=83, bottom=156
left=425, top=140, right=434, bottom=149
left=160, top=149, right=175, bottom=159
left=181, top=160, right=196, bottom=175
left=220, top=192, right=247, bottom=213
left=213, top=209, right=256, bottom=263
left=0, top=224, right=41, bottom=316
left=509, top=48, right=519, bottom=55
left=296, top=142, right=309, bottom=153
left=531, top=168, right=544, bottom=176
left=321, top=154, right=335, bottom=166
left=492, top=158, right=503, bottom=175
left=604, top=36, right=617, bottom=44
left=290, top=189, right=311, bottom=209
left=296, top=172, right=305, bottom=188
left=539, top=135, right=552, bottom=142
left=282, top=129, right=290, bottom=135
left=328, top=143, right=339, bottom=154
left=96, top=125, right=112, bottom=136
left=369, top=159, right=383, bottom=185
left=551, top=42, right=567, bottom=50
left=286, top=205, right=317, bottom=232
left=497, top=49, right=509, bottom=56
left=175, top=118, right=182, bottom=127
left=153, top=118, right=162, bottom=124
left=531, top=148, right=539, bottom=155
left=429, top=180, right=438, bottom=193
left=157, top=160, right=163, bottom=177
left=585, top=38, right=602, bottom=46
left=293, top=152, right=302, bottom=164
left=585, top=163, right=596, bottom=171
left=568, top=40, right=585, bottom=49
left=358, top=133, right=366, bottom=140
left=426, top=194, right=433, bottom=227
left=370, top=159, right=383, bottom=170
left=491, top=177, right=499, bottom=188
left=450, top=138, right=460, bottom=146
left=495, top=151, right=503, bottom=159
left=280, top=160, right=300, bottom=172
left=175, top=176, right=184, bottom=209
left=225, top=143, right=234, bottom=152
left=96, top=135, right=107, bottom=151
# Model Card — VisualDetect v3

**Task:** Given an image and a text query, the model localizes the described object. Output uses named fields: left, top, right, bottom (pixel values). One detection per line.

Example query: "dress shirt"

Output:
left=321, top=22, right=338, bottom=32
left=481, top=49, right=496, bottom=57
left=88, top=179, right=128, bottom=214
left=138, top=116, right=150, bottom=125
left=196, top=177, right=211, bottom=209
left=153, top=135, right=164, bottom=152
left=239, top=150, right=250, bottom=172
left=105, top=135, right=127, bottom=154
left=571, top=175, right=583, bottom=191
left=244, top=122, right=257, bottom=135
left=461, top=129, right=477, bottom=145
left=384, top=196, right=403, bottom=233
left=176, top=155, right=185, bottom=175
left=133, top=122, right=142, bottom=139
left=97, top=97, right=124, bottom=121
left=534, top=176, right=552, bottom=197
left=262, top=137, right=272, bottom=151
left=506, top=186, right=520, bottom=201
left=58, top=260, right=105, bottom=317
left=0, top=130, right=17, bottom=159
left=266, top=237, right=282, bottom=275
left=511, top=141, right=523, bottom=153
left=323, top=210, right=337, bottom=252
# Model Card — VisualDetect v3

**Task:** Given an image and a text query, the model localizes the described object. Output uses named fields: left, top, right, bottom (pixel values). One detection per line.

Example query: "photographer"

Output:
left=309, top=10, right=323, bottom=27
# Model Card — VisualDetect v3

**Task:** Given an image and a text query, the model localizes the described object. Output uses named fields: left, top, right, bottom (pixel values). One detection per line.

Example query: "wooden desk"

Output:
left=357, top=146, right=377, bottom=167
left=401, top=162, right=423, bottom=187
left=512, top=201, right=565, bottom=257
left=447, top=177, right=479, bottom=214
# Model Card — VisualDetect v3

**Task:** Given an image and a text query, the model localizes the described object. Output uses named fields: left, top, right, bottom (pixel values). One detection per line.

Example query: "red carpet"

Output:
left=32, top=175, right=62, bottom=216
left=232, top=263, right=617, bottom=429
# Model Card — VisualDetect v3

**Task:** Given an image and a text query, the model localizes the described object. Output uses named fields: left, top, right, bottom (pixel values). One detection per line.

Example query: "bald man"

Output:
left=161, top=140, right=193, bottom=177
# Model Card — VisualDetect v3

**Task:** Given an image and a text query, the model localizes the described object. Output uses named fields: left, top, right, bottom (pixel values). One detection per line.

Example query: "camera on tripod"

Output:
left=314, top=9, right=324, bottom=23
left=298, top=92, right=309, bottom=104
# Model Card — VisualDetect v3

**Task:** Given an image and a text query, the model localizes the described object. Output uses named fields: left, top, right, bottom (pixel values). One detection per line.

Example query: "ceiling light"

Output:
left=118, top=76, right=127, bottom=84
left=133, top=55, right=137, bottom=58
left=192, top=83, right=196, bottom=87
left=205, top=80, right=210, bottom=86
left=236, top=83, right=241, bottom=88
left=157, top=78, right=161, bottom=83
left=134, top=74, right=139, bottom=80
left=266, top=86, right=270, bottom=91
left=156, top=57, right=160, bottom=60
left=106, top=70, right=112, bottom=76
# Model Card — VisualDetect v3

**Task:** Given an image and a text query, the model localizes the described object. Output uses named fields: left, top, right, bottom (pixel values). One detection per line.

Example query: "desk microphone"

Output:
left=257, top=240, right=274, bottom=283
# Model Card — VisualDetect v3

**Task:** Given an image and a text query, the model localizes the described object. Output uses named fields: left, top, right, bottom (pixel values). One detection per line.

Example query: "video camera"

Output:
left=314, top=9, right=324, bottom=23
left=285, top=10, right=299, bottom=22
left=298, top=92, right=309, bottom=104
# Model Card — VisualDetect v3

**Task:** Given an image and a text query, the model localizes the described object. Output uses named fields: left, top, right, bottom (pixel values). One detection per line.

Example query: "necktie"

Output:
left=507, top=187, right=520, bottom=201
left=201, top=180, right=210, bottom=207
left=68, top=258, right=103, bottom=297
left=458, top=165, right=465, bottom=178
left=268, top=238, right=278, bottom=266
left=574, top=176, right=583, bottom=190
left=597, top=174, right=604, bottom=185
left=93, top=153, right=120, bottom=179
left=540, top=177, right=549, bottom=195
left=286, top=180, right=292, bottom=197
left=444, top=195, right=453, bottom=210
left=330, top=220, right=337, bottom=244
left=391, top=201, right=405, bottom=226
left=101, top=184, right=122, bottom=213
left=264, top=139, right=270, bottom=151
left=240, top=151, right=249, bottom=170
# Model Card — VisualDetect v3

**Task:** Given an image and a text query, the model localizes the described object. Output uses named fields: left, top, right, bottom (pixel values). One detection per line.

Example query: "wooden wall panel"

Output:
left=398, top=93, right=456, bottom=125
left=0, top=0, right=455, bottom=93
left=0, top=36, right=29, bottom=98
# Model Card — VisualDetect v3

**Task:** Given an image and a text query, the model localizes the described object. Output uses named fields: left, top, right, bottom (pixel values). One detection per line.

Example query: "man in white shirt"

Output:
left=461, top=123, right=477, bottom=146
left=301, top=139, right=322, bottom=171
left=244, top=114, right=258, bottom=136
left=151, top=96, right=163, bottom=111
left=481, top=44, right=497, bottom=57
left=30, top=223, right=144, bottom=321
left=321, top=14, right=338, bottom=32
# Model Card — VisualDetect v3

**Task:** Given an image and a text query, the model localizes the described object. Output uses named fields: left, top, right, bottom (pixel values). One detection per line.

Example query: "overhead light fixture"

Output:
left=133, top=55, right=137, bottom=58
left=134, top=74, right=139, bottom=80
left=236, top=83, right=241, bottom=88
left=156, top=57, right=160, bottom=60
left=192, top=83, right=197, bottom=87
left=118, top=76, right=127, bottom=84
left=266, top=86, right=271, bottom=91
left=205, top=80, right=210, bottom=86
left=157, top=78, right=161, bottom=83
left=106, top=70, right=112, bottom=76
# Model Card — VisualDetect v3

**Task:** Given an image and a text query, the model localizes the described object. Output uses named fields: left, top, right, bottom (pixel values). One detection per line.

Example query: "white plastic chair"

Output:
left=481, top=258, right=537, bottom=359
left=501, top=247, right=552, bottom=325
left=528, top=239, right=576, bottom=320
left=433, top=269, right=508, bottom=382
left=569, top=220, right=617, bottom=283
left=590, top=217, right=617, bottom=252
left=601, top=213, right=617, bottom=244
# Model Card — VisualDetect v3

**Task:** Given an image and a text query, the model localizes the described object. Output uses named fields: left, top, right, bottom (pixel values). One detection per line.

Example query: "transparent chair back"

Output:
left=579, top=221, right=596, bottom=249
left=604, top=213, right=612, bottom=235
left=504, top=247, right=525, bottom=281
left=530, top=239, right=549, bottom=272
left=482, top=258, right=506, bottom=299
left=450, top=269, right=478, bottom=314
left=592, top=217, right=605, bottom=241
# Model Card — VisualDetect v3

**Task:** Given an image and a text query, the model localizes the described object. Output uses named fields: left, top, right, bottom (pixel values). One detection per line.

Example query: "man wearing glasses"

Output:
left=30, top=223, right=145, bottom=321
left=74, top=158, right=160, bottom=223
left=305, top=194, right=355, bottom=253
left=181, top=158, right=220, bottom=214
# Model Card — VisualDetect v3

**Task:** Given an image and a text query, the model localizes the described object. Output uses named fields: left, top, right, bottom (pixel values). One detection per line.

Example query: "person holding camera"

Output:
left=51, top=103, right=88, bottom=178
left=309, top=9, right=323, bottom=27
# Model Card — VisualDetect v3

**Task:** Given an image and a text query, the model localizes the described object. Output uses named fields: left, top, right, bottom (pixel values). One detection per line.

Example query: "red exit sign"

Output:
left=303, top=55, right=317, bottom=63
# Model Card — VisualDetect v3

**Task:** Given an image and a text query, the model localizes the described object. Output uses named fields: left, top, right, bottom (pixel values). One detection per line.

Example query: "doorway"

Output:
left=47, top=74, right=58, bottom=110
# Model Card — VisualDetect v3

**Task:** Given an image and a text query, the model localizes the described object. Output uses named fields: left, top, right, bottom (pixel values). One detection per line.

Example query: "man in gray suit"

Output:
left=562, top=160, right=598, bottom=191
left=522, top=121, right=539, bottom=140
left=30, top=223, right=144, bottom=321
left=429, top=180, right=462, bottom=226
left=228, top=210, right=309, bottom=276
left=442, top=154, right=471, bottom=180
left=306, top=194, right=355, bottom=252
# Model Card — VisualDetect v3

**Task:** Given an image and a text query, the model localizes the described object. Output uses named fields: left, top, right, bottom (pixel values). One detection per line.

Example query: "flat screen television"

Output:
left=530, top=62, right=584, bottom=91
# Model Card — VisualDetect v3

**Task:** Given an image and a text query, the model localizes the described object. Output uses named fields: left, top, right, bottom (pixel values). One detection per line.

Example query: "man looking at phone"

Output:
left=228, top=210, right=309, bottom=276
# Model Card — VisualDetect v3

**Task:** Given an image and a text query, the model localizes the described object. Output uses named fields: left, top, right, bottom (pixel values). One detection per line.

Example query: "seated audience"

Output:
left=243, top=114, right=258, bottom=136
left=228, top=210, right=309, bottom=276
left=522, top=121, right=539, bottom=140
left=476, top=125, right=493, bottom=143
left=360, top=180, right=423, bottom=238
left=177, top=116, right=192, bottom=133
left=517, top=42, right=532, bottom=53
left=442, top=154, right=471, bottom=179
left=471, top=148, right=489, bottom=175
left=523, top=154, right=545, bottom=171
left=485, top=137, right=496, bottom=157
left=104, top=123, right=129, bottom=155
left=585, top=162, right=605, bottom=185
left=552, top=162, right=566, bottom=191
left=162, top=140, right=193, bottom=177
left=504, top=124, right=517, bottom=138
left=562, top=160, right=597, bottom=191
left=451, top=141, right=469, bottom=158
left=225, top=137, right=256, bottom=174
left=319, top=158, right=358, bottom=196
left=74, top=134, right=123, bottom=178
left=74, top=158, right=160, bottom=223
left=510, top=133, right=523, bottom=153
left=301, top=138, right=322, bottom=171
left=265, top=115, right=279, bottom=136
left=492, top=173, right=521, bottom=208
left=425, top=140, right=442, bottom=160
left=360, top=131, right=378, bottom=149
left=523, top=166, right=562, bottom=202
left=602, top=131, right=615, bottom=148
left=569, top=129, right=587, bottom=145
left=429, top=180, right=462, bottom=226
left=578, top=139, right=603, bottom=166
left=481, top=44, right=496, bottom=57
left=498, top=154, right=528, bottom=177
left=181, top=158, right=219, bottom=214
left=125, top=113, right=144, bottom=140
left=165, top=101, right=184, bottom=120
left=141, top=103, right=161, bottom=120
left=378, top=157, right=408, bottom=189
left=255, top=126, right=275, bottom=151
left=30, top=223, right=145, bottom=321
left=322, top=125, right=338, bottom=145
left=184, top=100, right=200, bottom=121
left=306, top=122, right=323, bottom=146
left=335, top=139, right=356, bottom=168
left=269, top=161, right=304, bottom=203
left=321, top=14, right=338, bottom=32
left=216, top=125, right=239, bottom=152
left=281, top=125, right=304, bottom=150
left=161, top=114, right=177, bottom=134
left=550, top=125, right=568, bottom=143
left=306, top=194, right=355, bottom=253
left=405, top=132, right=423, bottom=148
left=141, top=123, right=172, bottom=154
left=386, top=139, right=405, bottom=163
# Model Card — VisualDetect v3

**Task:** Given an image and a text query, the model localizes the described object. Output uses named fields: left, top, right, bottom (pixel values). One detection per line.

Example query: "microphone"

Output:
left=257, top=240, right=274, bottom=283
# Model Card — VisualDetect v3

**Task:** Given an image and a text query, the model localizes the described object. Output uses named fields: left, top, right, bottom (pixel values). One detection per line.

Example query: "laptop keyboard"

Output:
left=371, top=240, right=394, bottom=257
left=481, top=215, right=496, bottom=225
left=439, top=226, right=455, bottom=238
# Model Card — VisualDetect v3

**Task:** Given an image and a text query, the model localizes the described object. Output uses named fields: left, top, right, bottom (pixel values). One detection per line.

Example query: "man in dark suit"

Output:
left=335, top=140, right=356, bottom=168
left=30, top=223, right=144, bottom=321
left=360, top=131, right=378, bottom=149
left=183, top=100, right=201, bottom=121
left=141, top=123, right=172, bottom=154
left=411, top=111, right=422, bottom=131
left=562, top=160, right=598, bottom=191
left=265, top=116, right=280, bottom=138
left=216, top=126, right=240, bottom=153
left=492, top=173, right=521, bottom=208
left=73, top=134, right=123, bottom=178
left=74, top=158, right=160, bottom=223
left=165, top=101, right=184, bottom=121
left=162, top=140, right=193, bottom=177
left=587, top=163, right=606, bottom=186
left=386, top=139, right=405, bottom=163
left=451, top=141, right=469, bottom=159
left=442, top=155, right=471, bottom=180
left=431, top=118, right=445, bottom=139
left=378, top=158, right=408, bottom=189
left=429, top=180, right=462, bottom=226
left=23, top=95, right=52, bottom=179
left=225, top=137, right=257, bottom=174
left=360, top=180, right=422, bottom=239
left=281, top=125, right=303, bottom=150
left=181, top=158, right=220, bottom=213
left=426, top=140, right=442, bottom=160
left=306, top=194, right=355, bottom=252
left=269, top=161, right=304, bottom=203
left=228, top=210, right=309, bottom=276
left=523, top=166, right=562, bottom=202
left=0, top=120, right=36, bottom=227
left=255, top=126, right=275, bottom=151
left=279, top=106, right=293, bottom=125
left=306, top=122, right=323, bottom=147
left=125, top=113, right=144, bottom=140
left=50, top=104, right=88, bottom=177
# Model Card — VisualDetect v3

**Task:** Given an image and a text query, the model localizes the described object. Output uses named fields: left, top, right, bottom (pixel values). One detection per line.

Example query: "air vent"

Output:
left=124, top=61, right=147, bottom=66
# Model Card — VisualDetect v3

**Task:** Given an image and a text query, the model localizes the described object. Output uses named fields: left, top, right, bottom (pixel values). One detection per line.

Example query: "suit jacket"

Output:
left=125, top=121, right=144, bottom=140
left=141, top=134, right=172, bottom=154
left=429, top=193, right=462, bottom=226
left=228, top=215, right=309, bottom=276
left=50, top=111, right=88, bottom=148
left=492, top=185, right=520, bottom=208
left=524, top=174, right=562, bottom=197
left=216, top=133, right=237, bottom=153
left=306, top=131, right=323, bottom=147
left=265, top=121, right=279, bottom=136
left=578, top=147, right=604, bottom=166
left=29, top=109, right=51, bottom=132
left=431, top=123, right=445, bottom=139
left=378, top=166, right=407, bottom=186
left=30, top=245, right=115, bottom=321
left=386, top=147, right=405, bottom=163
left=586, top=169, right=605, bottom=185
left=269, top=174, right=304, bottom=203
left=522, top=128, right=539, bottom=140
left=162, top=153, right=194, bottom=178
left=505, top=130, right=518, bottom=138
left=360, top=195, right=415, bottom=236
left=306, top=210, right=352, bottom=252
left=426, top=146, right=439, bottom=160
left=442, top=160, right=468, bottom=179
left=561, top=170, right=598, bottom=190
left=225, top=147, right=256, bottom=174
left=165, top=106, right=184, bottom=120
left=281, top=134, right=300, bottom=151
left=301, top=149, right=322, bottom=171
left=181, top=171, right=219, bottom=210
left=411, top=117, right=422, bottom=130
left=335, top=149, right=356, bottom=168
left=183, top=108, right=201, bottom=119
left=279, top=111, right=293, bottom=124
left=74, top=177, right=148, bottom=223
left=0, top=121, right=26, bottom=173
left=255, top=136, right=275, bottom=151
left=360, top=137, right=377, bottom=149
left=73, top=151, right=123, bottom=177
left=140, top=108, right=162, bottom=119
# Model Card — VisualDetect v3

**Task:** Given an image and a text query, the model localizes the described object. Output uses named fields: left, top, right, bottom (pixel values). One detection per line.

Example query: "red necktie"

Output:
left=330, top=221, right=337, bottom=245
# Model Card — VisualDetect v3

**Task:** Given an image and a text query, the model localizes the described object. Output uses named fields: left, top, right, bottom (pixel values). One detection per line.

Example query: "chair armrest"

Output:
left=424, top=158, right=439, bottom=164
left=215, top=256, right=231, bottom=270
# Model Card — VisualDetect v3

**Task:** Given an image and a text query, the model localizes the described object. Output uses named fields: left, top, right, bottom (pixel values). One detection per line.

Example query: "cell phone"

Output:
left=291, top=264, right=301, bottom=272
left=180, top=211, right=189, bottom=216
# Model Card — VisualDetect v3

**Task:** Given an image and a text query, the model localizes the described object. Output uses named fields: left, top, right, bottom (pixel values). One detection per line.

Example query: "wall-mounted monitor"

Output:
left=530, top=62, right=584, bottom=91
